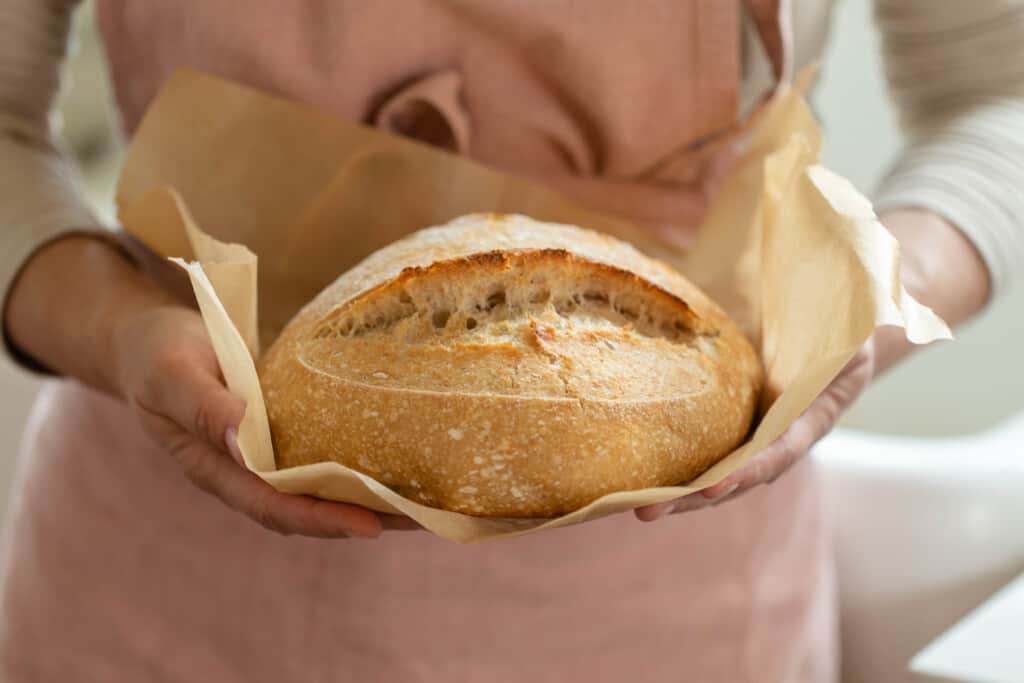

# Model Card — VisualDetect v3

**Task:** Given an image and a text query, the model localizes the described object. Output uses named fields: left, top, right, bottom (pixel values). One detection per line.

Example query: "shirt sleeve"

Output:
left=0, top=0, right=113, bottom=371
left=873, top=0, right=1024, bottom=296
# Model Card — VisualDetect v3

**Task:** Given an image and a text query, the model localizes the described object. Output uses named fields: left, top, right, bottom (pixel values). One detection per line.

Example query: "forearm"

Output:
left=0, top=0, right=127, bottom=377
left=3, top=235, right=180, bottom=395
left=875, top=0, right=1024, bottom=299
left=874, top=208, right=990, bottom=374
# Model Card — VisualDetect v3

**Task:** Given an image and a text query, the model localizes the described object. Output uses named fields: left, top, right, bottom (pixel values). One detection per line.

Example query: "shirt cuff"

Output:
left=0, top=139, right=115, bottom=375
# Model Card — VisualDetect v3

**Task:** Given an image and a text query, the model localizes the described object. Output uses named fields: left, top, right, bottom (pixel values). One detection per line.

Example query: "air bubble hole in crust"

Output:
left=432, top=310, right=450, bottom=329
left=487, top=289, right=506, bottom=308
left=615, top=304, right=638, bottom=321
left=555, top=298, right=576, bottom=315
left=529, top=289, right=550, bottom=304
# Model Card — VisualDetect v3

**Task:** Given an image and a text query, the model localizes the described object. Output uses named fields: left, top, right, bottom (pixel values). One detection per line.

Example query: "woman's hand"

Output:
left=6, top=235, right=416, bottom=538
left=115, top=305, right=416, bottom=538
left=634, top=208, right=991, bottom=521
left=635, top=338, right=876, bottom=520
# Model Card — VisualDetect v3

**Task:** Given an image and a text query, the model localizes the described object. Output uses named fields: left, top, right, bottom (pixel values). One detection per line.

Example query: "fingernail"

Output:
left=349, top=528, right=380, bottom=540
left=225, top=428, right=244, bottom=466
left=342, top=512, right=384, bottom=539
left=648, top=503, right=674, bottom=521
left=347, top=523, right=381, bottom=539
left=703, top=482, right=739, bottom=500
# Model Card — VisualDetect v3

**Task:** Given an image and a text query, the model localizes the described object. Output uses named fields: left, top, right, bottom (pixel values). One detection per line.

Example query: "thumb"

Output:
left=145, top=347, right=247, bottom=458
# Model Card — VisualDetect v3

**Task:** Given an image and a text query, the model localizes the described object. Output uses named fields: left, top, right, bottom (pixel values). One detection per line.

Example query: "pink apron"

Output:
left=0, top=3, right=836, bottom=681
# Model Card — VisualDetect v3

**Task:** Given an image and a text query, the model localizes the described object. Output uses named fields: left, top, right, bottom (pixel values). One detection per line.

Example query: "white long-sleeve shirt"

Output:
left=3, top=0, right=1024, bottom=367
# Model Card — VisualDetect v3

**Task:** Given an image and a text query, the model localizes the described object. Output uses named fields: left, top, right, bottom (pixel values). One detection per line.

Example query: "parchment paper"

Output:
left=116, top=68, right=951, bottom=543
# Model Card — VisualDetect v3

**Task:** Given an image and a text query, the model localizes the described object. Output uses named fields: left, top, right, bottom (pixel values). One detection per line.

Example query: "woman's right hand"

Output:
left=113, top=305, right=406, bottom=538
left=6, top=235, right=414, bottom=538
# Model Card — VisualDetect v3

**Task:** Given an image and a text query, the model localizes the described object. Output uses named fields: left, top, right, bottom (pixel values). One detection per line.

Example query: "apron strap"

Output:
left=743, top=0, right=792, bottom=87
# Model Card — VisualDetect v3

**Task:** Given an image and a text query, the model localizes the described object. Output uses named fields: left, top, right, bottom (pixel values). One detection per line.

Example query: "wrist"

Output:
left=872, top=209, right=991, bottom=374
left=5, top=233, right=181, bottom=393
left=880, top=209, right=991, bottom=326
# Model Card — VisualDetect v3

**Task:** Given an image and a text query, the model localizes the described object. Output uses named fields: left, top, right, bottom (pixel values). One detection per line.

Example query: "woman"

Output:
left=0, top=1, right=1010, bottom=680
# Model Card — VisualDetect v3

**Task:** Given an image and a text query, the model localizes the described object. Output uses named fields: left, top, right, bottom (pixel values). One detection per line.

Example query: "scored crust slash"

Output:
left=258, top=213, right=763, bottom=518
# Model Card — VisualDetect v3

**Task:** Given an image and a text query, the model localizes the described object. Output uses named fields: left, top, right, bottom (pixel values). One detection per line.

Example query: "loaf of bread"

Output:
left=258, top=214, right=763, bottom=518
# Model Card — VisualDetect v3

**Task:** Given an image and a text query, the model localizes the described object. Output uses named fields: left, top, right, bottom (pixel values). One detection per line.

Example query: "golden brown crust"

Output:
left=258, top=214, right=763, bottom=518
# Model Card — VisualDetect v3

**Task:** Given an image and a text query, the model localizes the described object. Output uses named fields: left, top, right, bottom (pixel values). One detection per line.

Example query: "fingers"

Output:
left=380, top=514, right=423, bottom=531
left=634, top=381, right=849, bottom=521
left=635, top=411, right=820, bottom=522
left=635, top=341, right=878, bottom=523
left=124, top=309, right=420, bottom=539
left=200, top=454, right=386, bottom=538
left=145, top=410, right=385, bottom=538
left=142, top=344, right=247, bottom=456
left=634, top=486, right=723, bottom=520
left=634, top=501, right=676, bottom=521
left=700, top=426, right=802, bottom=500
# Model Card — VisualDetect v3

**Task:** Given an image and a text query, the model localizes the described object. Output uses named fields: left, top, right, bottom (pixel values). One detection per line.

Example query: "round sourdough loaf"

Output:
left=258, top=214, right=763, bottom=518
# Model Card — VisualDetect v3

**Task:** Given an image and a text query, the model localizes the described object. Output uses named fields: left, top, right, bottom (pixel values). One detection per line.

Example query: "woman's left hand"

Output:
left=634, top=337, right=877, bottom=521
left=634, top=209, right=991, bottom=521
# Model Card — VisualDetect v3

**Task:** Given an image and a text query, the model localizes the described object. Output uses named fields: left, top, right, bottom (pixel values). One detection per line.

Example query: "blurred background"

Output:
left=1, top=3, right=1022, bottom=680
